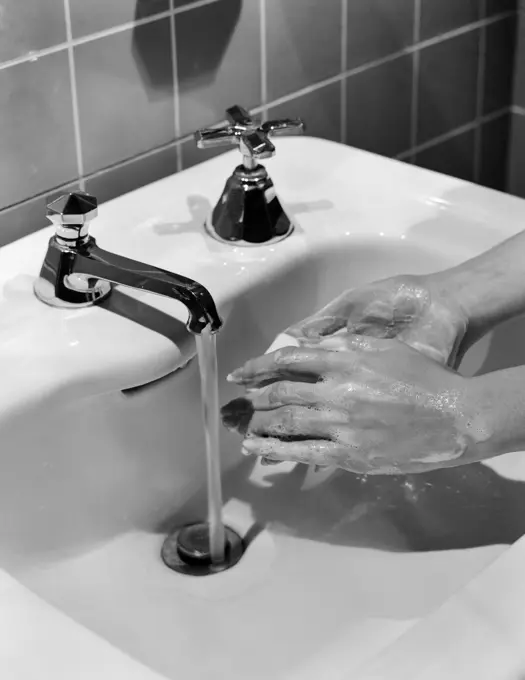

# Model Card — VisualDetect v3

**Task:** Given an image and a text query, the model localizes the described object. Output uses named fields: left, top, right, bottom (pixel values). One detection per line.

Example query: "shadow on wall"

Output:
left=131, top=0, right=243, bottom=93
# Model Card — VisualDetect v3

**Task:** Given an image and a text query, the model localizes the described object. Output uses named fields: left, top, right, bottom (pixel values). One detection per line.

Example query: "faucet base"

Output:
left=34, top=274, right=112, bottom=308
left=204, top=215, right=294, bottom=248
left=205, top=163, right=295, bottom=246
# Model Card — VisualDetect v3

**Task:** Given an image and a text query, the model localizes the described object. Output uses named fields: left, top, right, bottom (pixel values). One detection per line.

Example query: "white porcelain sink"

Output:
left=2, top=137, right=525, bottom=679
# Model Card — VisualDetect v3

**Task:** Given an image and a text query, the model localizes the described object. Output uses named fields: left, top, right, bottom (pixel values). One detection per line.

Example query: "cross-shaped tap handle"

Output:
left=194, top=105, right=305, bottom=166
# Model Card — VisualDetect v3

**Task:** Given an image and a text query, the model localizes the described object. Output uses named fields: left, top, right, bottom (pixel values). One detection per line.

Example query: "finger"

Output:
left=285, top=290, right=356, bottom=339
left=227, top=346, right=357, bottom=386
left=241, top=437, right=347, bottom=468
left=316, top=333, right=390, bottom=353
left=246, top=381, right=331, bottom=410
left=245, top=406, right=347, bottom=438
left=260, top=456, right=281, bottom=466
left=286, top=314, right=348, bottom=339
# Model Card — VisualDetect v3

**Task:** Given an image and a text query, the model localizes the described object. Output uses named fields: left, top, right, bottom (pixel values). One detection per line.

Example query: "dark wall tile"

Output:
left=0, top=52, right=77, bottom=211
left=507, top=113, right=525, bottom=197
left=480, top=114, right=510, bottom=191
left=0, top=183, right=79, bottom=247
left=176, top=0, right=261, bottom=137
left=420, top=0, right=481, bottom=41
left=418, top=30, right=479, bottom=144
left=347, top=0, right=414, bottom=69
left=70, top=0, right=168, bottom=38
left=346, top=55, right=412, bottom=157
left=266, top=0, right=341, bottom=101
left=174, top=0, right=207, bottom=5
left=268, top=83, right=341, bottom=142
left=512, top=15, right=525, bottom=108
left=0, top=0, right=66, bottom=64
left=86, top=146, right=178, bottom=203
left=415, top=129, right=476, bottom=182
left=75, top=19, right=175, bottom=175
left=484, top=16, right=517, bottom=114
left=486, top=0, right=516, bottom=15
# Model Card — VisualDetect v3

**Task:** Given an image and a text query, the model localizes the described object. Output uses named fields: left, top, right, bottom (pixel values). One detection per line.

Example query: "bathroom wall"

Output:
left=508, top=2, right=525, bottom=197
left=0, top=0, right=517, bottom=246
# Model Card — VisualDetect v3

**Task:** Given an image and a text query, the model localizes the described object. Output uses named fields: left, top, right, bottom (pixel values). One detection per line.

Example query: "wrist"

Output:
left=462, top=371, right=525, bottom=462
left=425, top=265, right=496, bottom=354
left=426, top=266, right=477, bottom=324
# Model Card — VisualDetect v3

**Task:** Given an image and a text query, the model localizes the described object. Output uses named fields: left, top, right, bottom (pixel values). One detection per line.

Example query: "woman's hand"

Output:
left=285, top=274, right=469, bottom=367
left=222, top=336, right=489, bottom=475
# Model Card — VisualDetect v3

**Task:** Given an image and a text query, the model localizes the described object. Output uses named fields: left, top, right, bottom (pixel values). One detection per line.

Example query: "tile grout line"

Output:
left=168, top=0, right=183, bottom=173
left=255, top=11, right=514, bottom=116
left=409, top=0, right=421, bottom=161
left=473, top=0, right=488, bottom=183
left=63, top=0, right=85, bottom=190
left=0, top=7, right=513, bottom=73
left=340, top=0, right=348, bottom=145
left=0, top=109, right=511, bottom=217
left=259, top=0, right=268, bottom=122
left=397, top=106, right=510, bottom=160
left=173, top=0, right=221, bottom=15
left=0, top=139, right=190, bottom=214
left=0, top=1, right=221, bottom=73
left=0, top=179, right=86, bottom=215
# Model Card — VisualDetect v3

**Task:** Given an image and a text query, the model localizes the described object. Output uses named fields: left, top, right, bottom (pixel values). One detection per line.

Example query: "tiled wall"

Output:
left=0, top=0, right=517, bottom=246
left=509, top=2, right=525, bottom=197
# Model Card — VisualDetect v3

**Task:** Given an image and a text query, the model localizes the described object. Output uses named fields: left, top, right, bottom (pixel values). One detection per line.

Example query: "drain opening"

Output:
left=161, top=522, right=245, bottom=576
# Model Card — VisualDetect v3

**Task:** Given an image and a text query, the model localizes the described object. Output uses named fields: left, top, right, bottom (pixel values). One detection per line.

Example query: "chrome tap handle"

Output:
left=194, top=104, right=305, bottom=164
left=226, top=104, right=254, bottom=128
left=261, top=118, right=305, bottom=136
left=47, top=191, right=98, bottom=242
left=194, top=126, right=239, bottom=149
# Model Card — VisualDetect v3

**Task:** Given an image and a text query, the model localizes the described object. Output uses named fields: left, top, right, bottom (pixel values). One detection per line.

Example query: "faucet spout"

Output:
left=78, top=239, right=222, bottom=333
left=34, top=192, right=223, bottom=335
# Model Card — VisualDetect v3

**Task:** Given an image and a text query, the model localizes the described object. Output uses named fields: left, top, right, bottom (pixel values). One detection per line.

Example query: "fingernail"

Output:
left=226, top=370, right=242, bottom=383
left=261, top=457, right=281, bottom=466
left=241, top=438, right=260, bottom=454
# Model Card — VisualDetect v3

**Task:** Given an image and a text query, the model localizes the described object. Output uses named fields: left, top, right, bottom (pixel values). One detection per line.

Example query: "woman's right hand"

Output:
left=285, top=274, right=469, bottom=366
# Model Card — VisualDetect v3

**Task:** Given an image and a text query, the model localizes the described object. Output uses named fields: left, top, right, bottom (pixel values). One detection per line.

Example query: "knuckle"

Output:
left=268, top=381, right=289, bottom=404
left=280, top=406, right=298, bottom=431
left=273, top=346, right=296, bottom=364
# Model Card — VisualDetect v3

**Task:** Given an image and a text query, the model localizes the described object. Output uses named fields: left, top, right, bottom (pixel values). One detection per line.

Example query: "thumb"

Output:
left=286, top=314, right=347, bottom=340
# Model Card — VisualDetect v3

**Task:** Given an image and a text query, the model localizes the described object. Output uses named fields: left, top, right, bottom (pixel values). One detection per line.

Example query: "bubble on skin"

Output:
left=402, top=478, right=420, bottom=502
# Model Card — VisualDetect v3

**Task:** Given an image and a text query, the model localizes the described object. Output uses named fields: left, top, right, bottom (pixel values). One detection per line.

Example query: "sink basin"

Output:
left=2, top=137, right=525, bottom=679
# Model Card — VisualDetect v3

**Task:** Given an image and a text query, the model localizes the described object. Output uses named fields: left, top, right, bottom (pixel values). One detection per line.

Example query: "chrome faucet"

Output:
left=195, top=105, right=305, bottom=245
left=33, top=191, right=222, bottom=334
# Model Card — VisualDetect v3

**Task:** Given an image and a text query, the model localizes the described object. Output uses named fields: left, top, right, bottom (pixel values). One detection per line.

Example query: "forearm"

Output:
left=469, top=367, right=525, bottom=460
left=430, top=230, right=525, bottom=344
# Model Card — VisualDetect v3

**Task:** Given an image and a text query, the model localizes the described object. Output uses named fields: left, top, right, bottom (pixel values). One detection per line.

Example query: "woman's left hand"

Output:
left=221, top=335, right=489, bottom=475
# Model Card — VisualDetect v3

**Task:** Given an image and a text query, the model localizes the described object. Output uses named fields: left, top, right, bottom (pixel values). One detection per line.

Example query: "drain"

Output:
left=161, top=522, right=245, bottom=576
